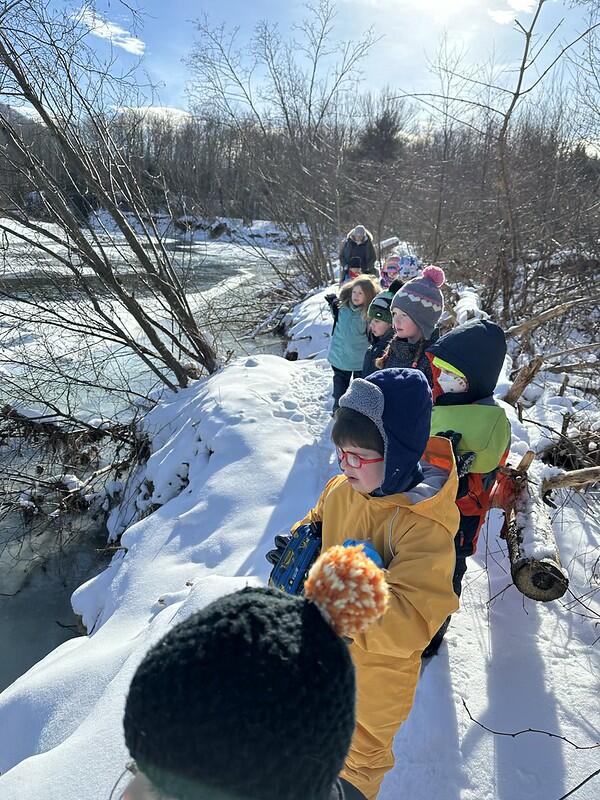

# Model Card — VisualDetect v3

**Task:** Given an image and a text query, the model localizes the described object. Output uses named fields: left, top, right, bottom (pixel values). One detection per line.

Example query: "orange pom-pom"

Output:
left=304, top=545, right=390, bottom=638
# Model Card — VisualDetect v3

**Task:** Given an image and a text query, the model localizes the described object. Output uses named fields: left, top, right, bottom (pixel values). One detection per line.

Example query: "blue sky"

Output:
left=76, top=0, right=591, bottom=110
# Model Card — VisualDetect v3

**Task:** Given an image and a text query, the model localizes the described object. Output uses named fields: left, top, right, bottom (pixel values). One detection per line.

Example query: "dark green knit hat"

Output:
left=367, top=290, right=394, bottom=323
left=123, top=587, right=355, bottom=800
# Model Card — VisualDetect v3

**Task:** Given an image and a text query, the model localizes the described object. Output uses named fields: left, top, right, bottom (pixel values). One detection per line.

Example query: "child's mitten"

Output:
left=325, top=293, right=340, bottom=323
left=265, top=533, right=291, bottom=566
left=434, top=429, right=475, bottom=477
left=342, top=539, right=384, bottom=569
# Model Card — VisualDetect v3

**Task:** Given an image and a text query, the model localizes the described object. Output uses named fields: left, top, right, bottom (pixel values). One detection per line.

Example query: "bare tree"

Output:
left=0, top=0, right=219, bottom=391
left=385, top=1, right=599, bottom=327
left=0, top=1, right=227, bottom=583
left=187, top=0, right=377, bottom=287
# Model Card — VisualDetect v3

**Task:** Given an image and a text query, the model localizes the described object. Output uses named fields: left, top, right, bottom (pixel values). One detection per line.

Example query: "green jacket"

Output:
left=431, top=399, right=511, bottom=474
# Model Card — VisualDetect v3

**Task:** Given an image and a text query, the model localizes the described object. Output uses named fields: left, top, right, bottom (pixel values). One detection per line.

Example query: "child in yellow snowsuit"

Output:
left=287, top=368, right=460, bottom=799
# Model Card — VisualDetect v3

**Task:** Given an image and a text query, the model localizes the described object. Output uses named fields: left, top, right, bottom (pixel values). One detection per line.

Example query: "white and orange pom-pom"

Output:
left=304, top=545, right=390, bottom=638
left=421, top=265, right=445, bottom=287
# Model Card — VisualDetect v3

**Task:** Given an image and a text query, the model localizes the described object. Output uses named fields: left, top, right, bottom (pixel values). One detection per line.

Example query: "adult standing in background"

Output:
left=339, top=225, right=377, bottom=284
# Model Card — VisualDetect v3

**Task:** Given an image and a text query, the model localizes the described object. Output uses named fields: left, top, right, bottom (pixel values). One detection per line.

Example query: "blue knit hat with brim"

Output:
left=339, top=368, right=432, bottom=495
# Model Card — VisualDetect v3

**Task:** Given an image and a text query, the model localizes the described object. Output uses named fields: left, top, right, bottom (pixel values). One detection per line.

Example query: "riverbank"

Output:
left=0, top=521, right=109, bottom=692
left=0, top=234, right=291, bottom=699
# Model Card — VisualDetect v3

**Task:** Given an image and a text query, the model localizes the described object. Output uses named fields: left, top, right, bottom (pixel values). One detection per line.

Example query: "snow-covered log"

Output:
left=378, top=236, right=399, bottom=253
left=506, top=486, right=569, bottom=602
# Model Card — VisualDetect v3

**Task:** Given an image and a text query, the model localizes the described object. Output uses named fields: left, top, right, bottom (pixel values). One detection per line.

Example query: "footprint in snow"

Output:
left=272, top=409, right=305, bottom=422
left=150, top=587, right=190, bottom=617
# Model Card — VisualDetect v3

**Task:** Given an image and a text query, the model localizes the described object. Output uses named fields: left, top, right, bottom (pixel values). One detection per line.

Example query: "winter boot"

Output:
left=422, top=616, right=451, bottom=659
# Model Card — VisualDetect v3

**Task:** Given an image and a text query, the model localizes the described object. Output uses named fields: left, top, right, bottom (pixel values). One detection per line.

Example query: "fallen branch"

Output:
left=503, top=356, right=544, bottom=405
left=506, top=485, right=569, bottom=601
left=544, top=341, right=600, bottom=361
left=542, top=467, right=600, bottom=495
left=501, top=452, right=568, bottom=602
left=1, top=403, right=134, bottom=445
left=505, top=296, right=597, bottom=339
left=544, top=361, right=598, bottom=374
left=461, top=699, right=600, bottom=750
left=556, top=768, right=600, bottom=800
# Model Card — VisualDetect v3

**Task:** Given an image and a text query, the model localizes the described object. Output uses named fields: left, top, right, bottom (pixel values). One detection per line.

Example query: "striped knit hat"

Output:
left=391, top=265, right=445, bottom=339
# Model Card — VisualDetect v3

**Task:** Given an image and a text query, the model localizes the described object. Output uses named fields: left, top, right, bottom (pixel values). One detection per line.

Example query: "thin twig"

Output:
left=462, top=700, right=600, bottom=750
left=555, top=768, right=600, bottom=800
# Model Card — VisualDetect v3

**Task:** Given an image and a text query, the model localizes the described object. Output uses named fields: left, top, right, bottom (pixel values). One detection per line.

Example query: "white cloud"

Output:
left=77, top=8, right=145, bottom=56
left=507, top=0, right=537, bottom=11
left=489, top=9, right=516, bottom=25
left=488, top=0, right=538, bottom=27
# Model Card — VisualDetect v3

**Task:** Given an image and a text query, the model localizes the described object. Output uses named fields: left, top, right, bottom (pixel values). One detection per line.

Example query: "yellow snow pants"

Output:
left=340, top=644, right=421, bottom=800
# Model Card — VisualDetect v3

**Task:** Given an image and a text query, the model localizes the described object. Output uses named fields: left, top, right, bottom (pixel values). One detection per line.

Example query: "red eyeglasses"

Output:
left=336, top=447, right=384, bottom=469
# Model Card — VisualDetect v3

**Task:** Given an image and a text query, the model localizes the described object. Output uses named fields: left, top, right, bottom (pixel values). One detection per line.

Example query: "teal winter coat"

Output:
left=327, top=304, right=369, bottom=372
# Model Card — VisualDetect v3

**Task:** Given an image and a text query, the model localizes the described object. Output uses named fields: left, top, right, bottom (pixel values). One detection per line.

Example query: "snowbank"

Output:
left=0, top=353, right=337, bottom=798
left=90, top=209, right=302, bottom=249
left=284, top=286, right=335, bottom=360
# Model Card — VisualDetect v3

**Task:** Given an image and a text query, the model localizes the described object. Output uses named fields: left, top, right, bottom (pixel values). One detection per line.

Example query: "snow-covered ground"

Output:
left=0, top=213, right=290, bottom=279
left=0, top=288, right=598, bottom=800
left=89, top=209, right=301, bottom=250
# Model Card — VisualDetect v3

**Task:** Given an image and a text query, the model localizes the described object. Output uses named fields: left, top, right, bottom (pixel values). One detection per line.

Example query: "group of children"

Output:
left=281, top=255, right=512, bottom=798
left=117, top=245, right=514, bottom=800
left=326, top=262, right=445, bottom=410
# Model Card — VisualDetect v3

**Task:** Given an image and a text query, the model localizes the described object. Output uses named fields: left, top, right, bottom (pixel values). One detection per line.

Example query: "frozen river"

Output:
left=0, top=236, right=288, bottom=692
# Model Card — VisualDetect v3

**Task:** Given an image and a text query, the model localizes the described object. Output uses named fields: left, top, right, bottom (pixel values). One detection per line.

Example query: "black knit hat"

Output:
left=124, top=587, right=356, bottom=800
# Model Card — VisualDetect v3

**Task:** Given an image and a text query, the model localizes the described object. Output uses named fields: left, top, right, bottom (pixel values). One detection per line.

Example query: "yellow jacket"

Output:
left=294, top=436, right=460, bottom=659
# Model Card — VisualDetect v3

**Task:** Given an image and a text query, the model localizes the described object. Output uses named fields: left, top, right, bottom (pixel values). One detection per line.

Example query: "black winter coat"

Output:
left=376, top=328, right=440, bottom=388
left=339, top=237, right=376, bottom=279
left=362, top=327, right=394, bottom=378
left=330, top=777, right=368, bottom=799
